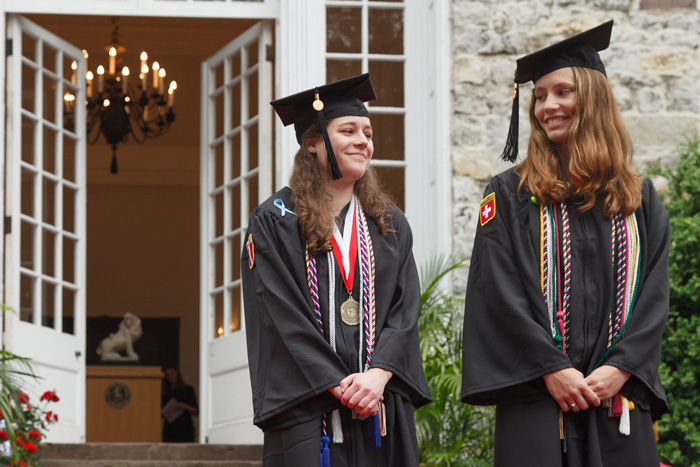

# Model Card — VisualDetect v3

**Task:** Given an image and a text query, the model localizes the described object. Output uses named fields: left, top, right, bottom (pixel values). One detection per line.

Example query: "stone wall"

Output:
left=451, top=0, right=700, bottom=293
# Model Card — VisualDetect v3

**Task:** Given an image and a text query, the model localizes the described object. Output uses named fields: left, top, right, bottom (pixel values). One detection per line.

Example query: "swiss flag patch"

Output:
left=479, top=192, right=496, bottom=226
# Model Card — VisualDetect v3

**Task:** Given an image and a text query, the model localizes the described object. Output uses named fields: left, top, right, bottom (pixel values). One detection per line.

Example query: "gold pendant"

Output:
left=340, top=296, right=360, bottom=326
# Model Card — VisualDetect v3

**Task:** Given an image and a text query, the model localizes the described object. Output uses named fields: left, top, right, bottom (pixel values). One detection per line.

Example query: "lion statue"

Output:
left=96, top=312, right=143, bottom=361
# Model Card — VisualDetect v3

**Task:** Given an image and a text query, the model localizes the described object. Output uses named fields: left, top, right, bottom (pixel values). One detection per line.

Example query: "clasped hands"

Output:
left=543, top=364, right=630, bottom=413
left=328, top=367, right=393, bottom=417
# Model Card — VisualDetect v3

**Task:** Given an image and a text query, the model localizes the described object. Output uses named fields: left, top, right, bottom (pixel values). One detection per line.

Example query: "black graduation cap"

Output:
left=271, top=73, right=376, bottom=180
left=500, top=20, right=614, bottom=163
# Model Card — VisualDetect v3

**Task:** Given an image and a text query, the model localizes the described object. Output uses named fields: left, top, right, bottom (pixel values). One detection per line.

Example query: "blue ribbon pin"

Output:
left=273, top=199, right=297, bottom=217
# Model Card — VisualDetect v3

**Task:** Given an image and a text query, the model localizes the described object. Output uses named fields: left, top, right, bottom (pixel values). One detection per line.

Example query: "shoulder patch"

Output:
left=479, top=192, right=496, bottom=226
left=246, top=234, right=255, bottom=269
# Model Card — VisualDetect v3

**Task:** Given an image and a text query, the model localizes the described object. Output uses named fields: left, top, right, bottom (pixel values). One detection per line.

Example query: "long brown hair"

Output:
left=289, top=123, right=394, bottom=255
left=516, top=67, right=642, bottom=217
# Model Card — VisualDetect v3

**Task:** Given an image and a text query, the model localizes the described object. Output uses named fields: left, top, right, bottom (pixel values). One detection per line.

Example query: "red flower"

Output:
left=28, top=430, right=41, bottom=440
left=9, top=460, right=27, bottom=467
left=23, top=440, right=37, bottom=453
left=0, top=430, right=7, bottom=440
left=0, top=408, right=3, bottom=419
left=40, top=391, right=59, bottom=402
left=17, top=391, right=29, bottom=404
left=45, top=410, right=53, bottom=422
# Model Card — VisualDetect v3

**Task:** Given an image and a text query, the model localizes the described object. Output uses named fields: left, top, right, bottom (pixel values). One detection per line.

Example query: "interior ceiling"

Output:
left=24, top=14, right=260, bottom=182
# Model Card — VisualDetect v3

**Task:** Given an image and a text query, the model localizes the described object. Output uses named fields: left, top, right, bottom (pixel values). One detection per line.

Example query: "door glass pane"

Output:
left=43, top=177, right=57, bottom=226
left=21, top=220, right=35, bottom=271
left=213, top=63, right=224, bottom=90
left=230, top=286, right=241, bottom=333
left=63, top=237, right=76, bottom=284
left=374, top=166, right=405, bottom=211
left=246, top=40, right=259, bottom=68
left=247, top=69, right=259, bottom=120
left=230, top=234, right=241, bottom=284
left=42, top=229, right=56, bottom=278
left=230, top=184, right=241, bottom=234
left=327, top=7, right=361, bottom=53
left=230, top=80, right=242, bottom=130
left=20, top=274, right=34, bottom=323
left=248, top=123, right=259, bottom=171
left=369, top=61, right=404, bottom=107
left=43, top=75, right=58, bottom=125
left=214, top=92, right=224, bottom=139
left=214, top=142, right=224, bottom=188
left=63, top=186, right=76, bottom=234
left=371, top=114, right=404, bottom=161
left=43, top=125, right=57, bottom=174
left=62, top=53, right=75, bottom=84
left=22, top=116, right=36, bottom=165
left=214, top=292, right=224, bottom=339
left=214, top=191, right=223, bottom=238
left=63, top=135, right=76, bottom=183
left=230, top=133, right=241, bottom=179
left=369, top=7, right=404, bottom=54
left=42, top=281, right=55, bottom=328
left=22, top=33, right=36, bottom=63
left=214, top=241, right=224, bottom=288
left=43, top=42, right=58, bottom=74
left=229, top=52, right=241, bottom=81
left=22, top=63, right=37, bottom=113
left=21, top=169, right=35, bottom=216
left=62, top=288, right=75, bottom=335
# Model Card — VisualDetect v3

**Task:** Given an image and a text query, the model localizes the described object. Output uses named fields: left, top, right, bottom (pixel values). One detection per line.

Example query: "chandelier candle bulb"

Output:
left=140, top=51, right=148, bottom=70
left=122, top=67, right=129, bottom=93
left=140, top=64, right=148, bottom=91
left=168, top=88, right=174, bottom=107
left=71, top=61, right=77, bottom=84
left=86, top=71, right=94, bottom=98
left=158, top=68, right=166, bottom=95
left=152, top=61, right=160, bottom=89
left=108, top=47, right=117, bottom=75
left=97, top=65, right=105, bottom=93
left=82, top=49, right=89, bottom=75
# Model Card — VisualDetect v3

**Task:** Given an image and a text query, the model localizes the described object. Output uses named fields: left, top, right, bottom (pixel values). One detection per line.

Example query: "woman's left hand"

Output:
left=339, top=368, right=393, bottom=417
left=584, top=365, right=631, bottom=400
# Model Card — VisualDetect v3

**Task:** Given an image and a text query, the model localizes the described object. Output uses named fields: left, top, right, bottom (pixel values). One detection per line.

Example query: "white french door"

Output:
left=3, top=15, right=86, bottom=442
left=199, top=21, right=272, bottom=444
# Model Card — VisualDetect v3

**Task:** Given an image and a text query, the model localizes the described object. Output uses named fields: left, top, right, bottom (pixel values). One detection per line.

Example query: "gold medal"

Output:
left=340, top=296, right=360, bottom=326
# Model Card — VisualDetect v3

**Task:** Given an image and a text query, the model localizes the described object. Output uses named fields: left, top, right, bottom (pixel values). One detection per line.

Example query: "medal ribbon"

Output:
left=330, top=196, right=358, bottom=294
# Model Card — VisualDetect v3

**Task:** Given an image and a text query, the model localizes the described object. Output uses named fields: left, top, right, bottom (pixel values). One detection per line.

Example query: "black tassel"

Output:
left=110, top=145, right=119, bottom=174
left=499, top=78, right=519, bottom=163
left=316, top=109, right=342, bottom=180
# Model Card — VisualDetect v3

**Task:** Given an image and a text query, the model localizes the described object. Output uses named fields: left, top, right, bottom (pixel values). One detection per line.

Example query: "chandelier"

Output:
left=64, top=17, right=177, bottom=174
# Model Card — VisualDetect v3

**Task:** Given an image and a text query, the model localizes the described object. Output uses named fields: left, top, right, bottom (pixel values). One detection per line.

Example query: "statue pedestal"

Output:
left=86, top=365, right=163, bottom=442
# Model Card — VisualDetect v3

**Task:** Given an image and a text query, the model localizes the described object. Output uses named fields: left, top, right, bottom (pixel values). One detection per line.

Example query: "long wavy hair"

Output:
left=289, top=123, right=394, bottom=255
left=515, top=67, right=642, bottom=217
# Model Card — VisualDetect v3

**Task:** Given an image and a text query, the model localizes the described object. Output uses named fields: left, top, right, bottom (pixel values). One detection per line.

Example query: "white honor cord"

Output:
left=331, top=195, right=357, bottom=282
left=327, top=252, right=344, bottom=444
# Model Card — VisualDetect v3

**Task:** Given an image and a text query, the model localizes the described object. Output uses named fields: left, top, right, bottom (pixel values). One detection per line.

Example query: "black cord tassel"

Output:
left=316, top=105, right=343, bottom=180
left=499, top=78, right=519, bottom=163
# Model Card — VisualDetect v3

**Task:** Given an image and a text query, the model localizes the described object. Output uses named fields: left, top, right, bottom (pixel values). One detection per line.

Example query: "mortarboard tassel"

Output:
left=619, top=396, right=631, bottom=436
left=320, top=435, right=331, bottom=467
left=331, top=409, right=344, bottom=443
left=313, top=90, right=343, bottom=180
left=499, top=76, right=519, bottom=163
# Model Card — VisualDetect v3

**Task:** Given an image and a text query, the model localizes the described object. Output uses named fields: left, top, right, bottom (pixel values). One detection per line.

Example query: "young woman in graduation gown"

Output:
left=461, top=21, right=670, bottom=467
left=241, top=74, right=431, bottom=467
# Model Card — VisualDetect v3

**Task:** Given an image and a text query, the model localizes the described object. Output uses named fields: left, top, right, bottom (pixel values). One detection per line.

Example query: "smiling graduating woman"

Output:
left=460, top=21, right=671, bottom=466
left=241, top=74, right=431, bottom=467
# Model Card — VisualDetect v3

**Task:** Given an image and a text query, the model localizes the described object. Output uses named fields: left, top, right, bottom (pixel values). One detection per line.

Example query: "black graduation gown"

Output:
left=162, top=384, right=198, bottom=443
left=242, top=187, right=431, bottom=467
left=461, top=168, right=670, bottom=467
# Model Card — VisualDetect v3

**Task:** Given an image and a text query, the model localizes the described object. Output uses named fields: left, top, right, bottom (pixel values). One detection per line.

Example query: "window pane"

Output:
left=22, top=116, right=36, bottom=165
left=230, top=184, right=241, bottom=235
left=20, top=274, right=34, bottom=323
left=43, top=75, right=58, bottom=125
left=214, top=292, right=224, bottom=339
left=369, top=61, right=404, bottom=107
left=42, top=228, right=56, bottom=278
left=327, top=60, right=363, bottom=84
left=22, top=63, right=37, bottom=113
left=214, top=241, right=224, bottom=288
left=62, top=134, right=77, bottom=183
left=247, top=69, right=259, bottom=121
left=43, top=177, right=57, bottom=226
left=230, top=287, right=241, bottom=333
left=42, top=281, right=55, bottom=328
left=43, top=125, right=57, bottom=174
left=63, top=186, right=76, bottom=234
left=370, top=113, right=404, bottom=162
left=63, top=237, right=76, bottom=284
left=373, top=166, right=404, bottom=211
left=62, top=288, right=75, bottom=335
left=248, top=123, right=259, bottom=171
left=229, top=79, right=242, bottom=130
left=327, top=7, right=361, bottom=53
left=21, top=220, right=35, bottom=271
left=369, top=8, right=404, bottom=55
left=21, top=169, right=35, bottom=217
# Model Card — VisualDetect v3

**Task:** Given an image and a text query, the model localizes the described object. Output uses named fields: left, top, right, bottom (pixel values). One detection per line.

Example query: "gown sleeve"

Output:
left=370, top=208, right=432, bottom=409
left=242, top=204, right=350, bottom=431
left=461, top=172, right=572, bottom=405
left=599, top=179, right=670, bottom=418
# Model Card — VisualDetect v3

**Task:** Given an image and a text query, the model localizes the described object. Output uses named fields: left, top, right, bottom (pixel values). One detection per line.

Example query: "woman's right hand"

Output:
left=543, top=368, right=601, bottom=412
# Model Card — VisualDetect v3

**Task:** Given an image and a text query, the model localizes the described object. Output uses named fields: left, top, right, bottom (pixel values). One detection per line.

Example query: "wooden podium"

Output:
left=86, top=365, right=163, bottom=442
